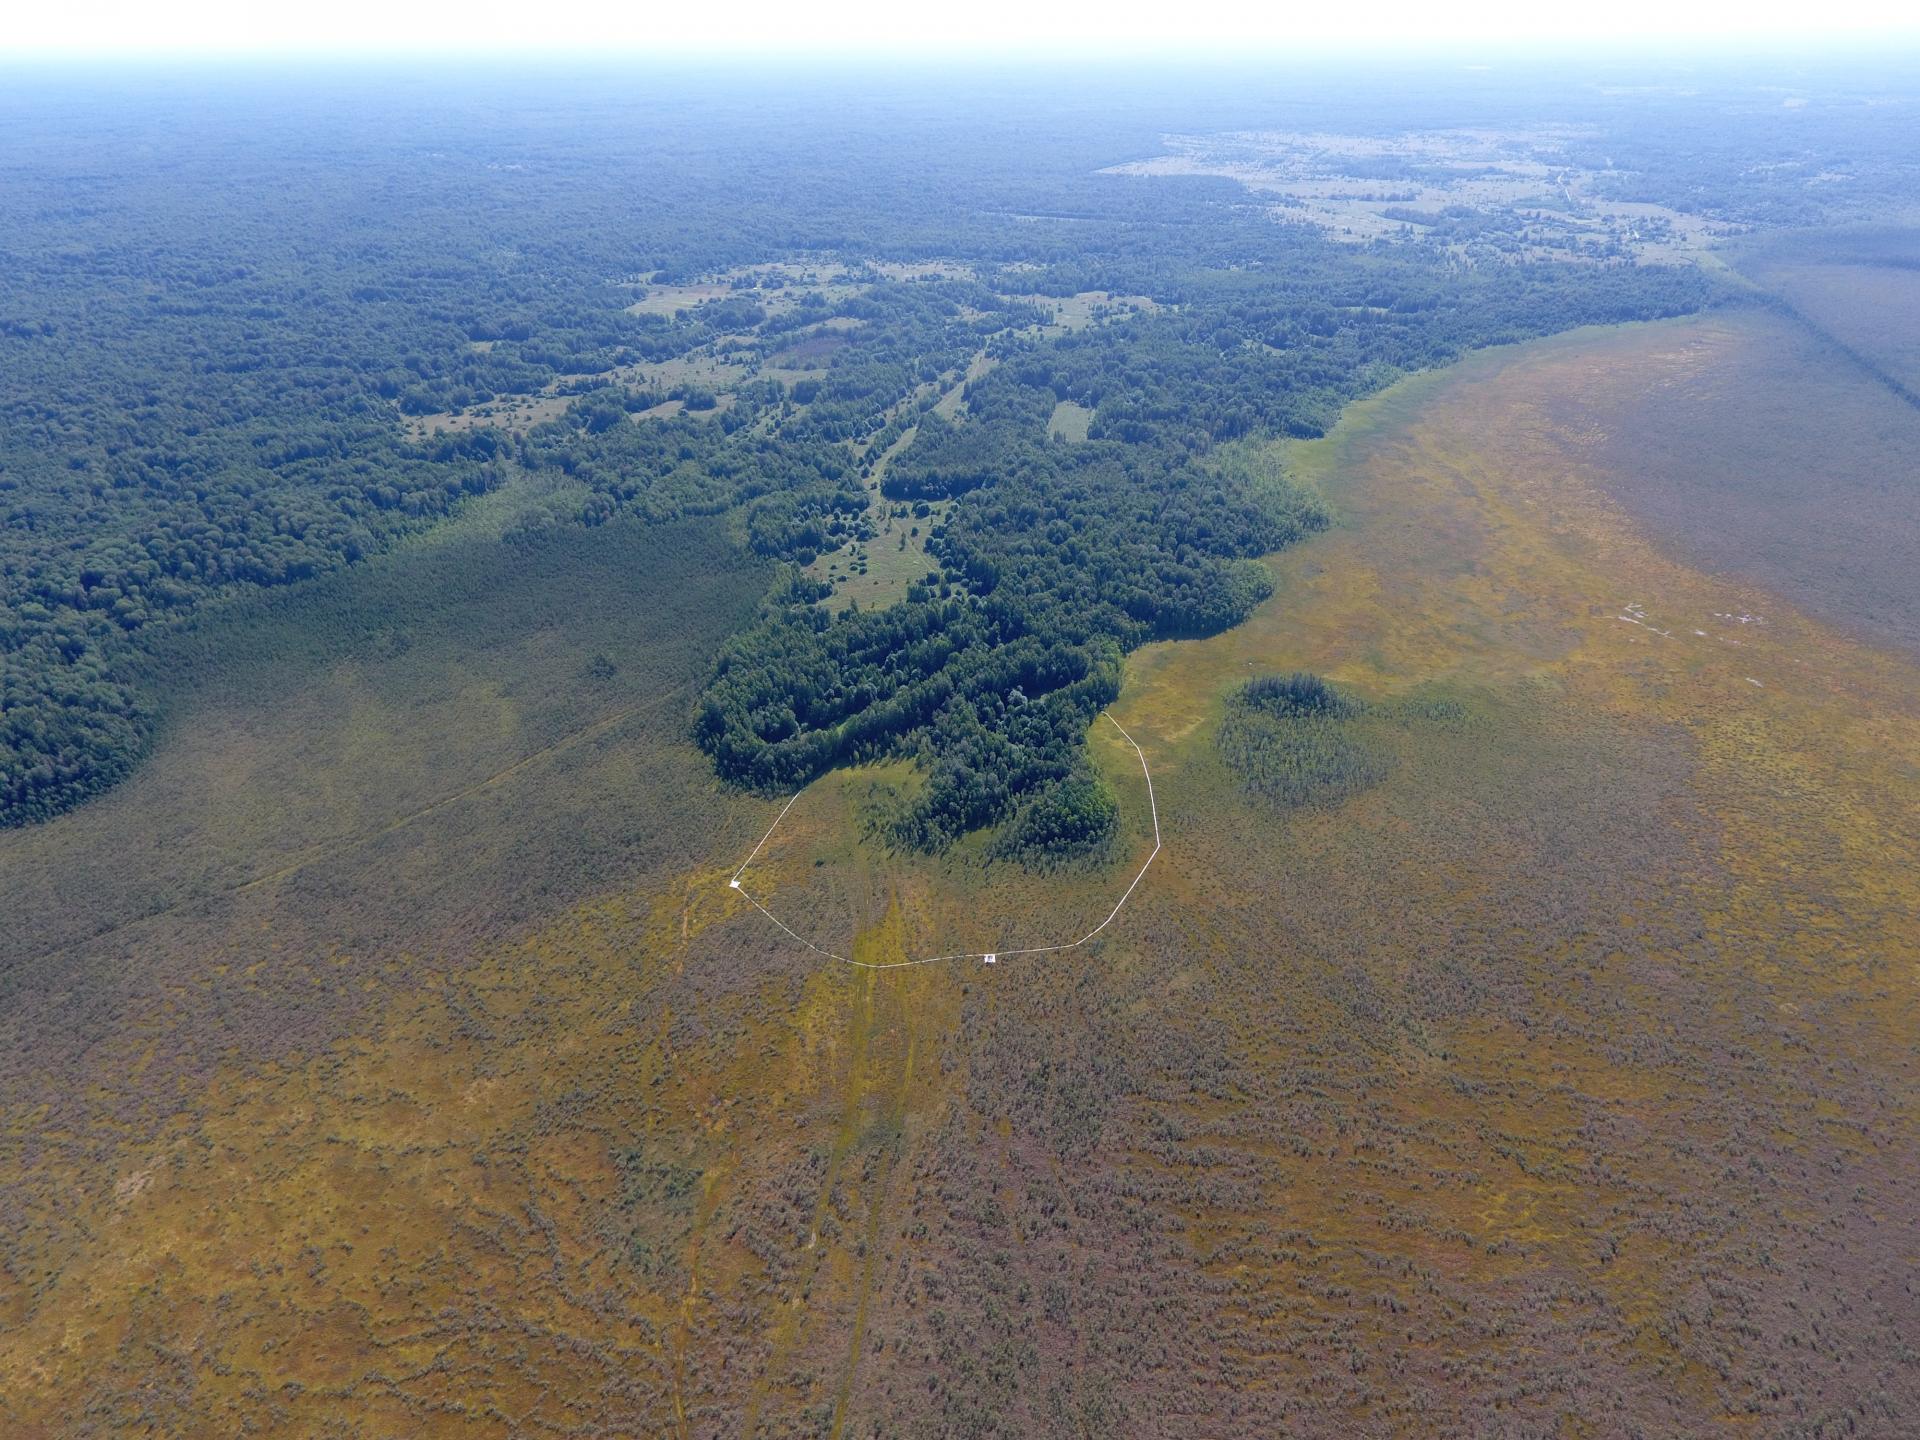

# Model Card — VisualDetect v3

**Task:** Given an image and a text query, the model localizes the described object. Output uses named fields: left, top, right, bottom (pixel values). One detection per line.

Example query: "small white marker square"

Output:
left=729, top=878, right=740, bottom=889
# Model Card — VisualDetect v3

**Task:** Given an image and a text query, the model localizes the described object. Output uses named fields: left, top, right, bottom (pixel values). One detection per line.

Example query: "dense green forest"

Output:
left=6, top=62, right=1907, bottom=839
left=675, top=255, right=1705, bottom=851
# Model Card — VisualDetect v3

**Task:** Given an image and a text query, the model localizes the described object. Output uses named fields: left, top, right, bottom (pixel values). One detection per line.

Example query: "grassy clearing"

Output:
left=1046, top=399, right=1094, bottom=440
left=609, top=351, right=750, bottom=394
left=404, top=391, right=573, bottom=439
left=808, top=510, right=944, bottom=613
left=1018, top=290, right=1160, bottom=333
left=807, top=416, right=949, bottom=613
left=931, top=349, right=995, bottom=419
left=767, top=331, right=853, bottom=368
left=625, top=282, right=734, bottom=316
left=811, top=406, right=952, bottom=611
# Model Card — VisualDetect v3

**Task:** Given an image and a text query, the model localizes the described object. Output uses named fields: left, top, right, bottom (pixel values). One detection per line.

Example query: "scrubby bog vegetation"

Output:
left=1218, top=673, right=1394, bottom=807
left=4, top=58, right=1920, bottom=1440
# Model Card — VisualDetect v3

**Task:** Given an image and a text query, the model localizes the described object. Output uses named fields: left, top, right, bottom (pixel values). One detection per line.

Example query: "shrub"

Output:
left=1237, top=671, right=1363, bottom=720
left=1219, top=673, right=1391, bottom=808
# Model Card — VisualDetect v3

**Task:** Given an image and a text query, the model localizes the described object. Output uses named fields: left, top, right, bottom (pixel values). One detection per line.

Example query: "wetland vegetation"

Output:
left=1217, top=673, right=1394, bottom=807
left=3, top=54, right=1919, bottom=1440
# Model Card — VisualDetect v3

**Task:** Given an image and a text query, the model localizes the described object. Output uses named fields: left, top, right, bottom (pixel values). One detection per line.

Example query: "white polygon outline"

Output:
left=728, top=711, right=1162, bottom=970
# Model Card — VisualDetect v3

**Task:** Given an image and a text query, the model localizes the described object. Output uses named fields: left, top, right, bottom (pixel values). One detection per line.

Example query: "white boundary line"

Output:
left=728, top=711, right=1161, bottom=970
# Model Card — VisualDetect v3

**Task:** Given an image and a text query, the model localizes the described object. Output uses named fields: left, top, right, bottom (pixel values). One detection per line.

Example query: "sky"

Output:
left=5, top=0, right=1920, bottom=60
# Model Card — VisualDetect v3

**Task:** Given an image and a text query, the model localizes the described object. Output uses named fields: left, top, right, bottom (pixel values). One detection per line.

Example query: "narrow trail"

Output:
left=729, top=711, right=1161, bottom=970
left=827, top=1025, right=916, bottom=1440
left=15, top=679, right=699, bottom=970
left=740, top=969, right=881, bottom=1436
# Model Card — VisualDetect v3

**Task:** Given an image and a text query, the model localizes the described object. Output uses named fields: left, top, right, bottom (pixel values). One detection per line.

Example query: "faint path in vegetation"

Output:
left=1763, top=294, right=1920, bottom=413
left=23, top=680, right=698, bottom=966
left=233, top=697, right=678, bottom=893
left=739, top=968, right=879, bottom=1436
left=827, top=1023, right=916, bottom=1439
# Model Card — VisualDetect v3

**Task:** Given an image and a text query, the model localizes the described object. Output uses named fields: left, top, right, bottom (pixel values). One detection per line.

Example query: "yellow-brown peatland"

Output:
left=2, top=314, right=1914, bottom=1436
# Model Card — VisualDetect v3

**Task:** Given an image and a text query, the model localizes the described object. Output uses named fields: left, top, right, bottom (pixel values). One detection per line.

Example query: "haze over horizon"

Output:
left=7, top=0, right=1920, bottom=60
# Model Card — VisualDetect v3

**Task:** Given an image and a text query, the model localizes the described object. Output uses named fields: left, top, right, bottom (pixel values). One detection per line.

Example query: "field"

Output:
left=1108, top=127, right=1736, bottom=262
left=3, top=304, right=1913, bottom=1435
left=807, top=511, right=946, bottom=613
left=0, top=504, right=785, bottom=1438
left=1096, top=316, right=1920, bottom=1433
left=405, top=392, right=577, bottom=440
left=1046, top=400, right=1094, bottom=441
left=1023, top=291, right=1160, bottom=334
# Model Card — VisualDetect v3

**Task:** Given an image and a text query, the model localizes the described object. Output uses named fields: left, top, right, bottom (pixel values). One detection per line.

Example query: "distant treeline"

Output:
left=2, top=77, right=1714, bottom=831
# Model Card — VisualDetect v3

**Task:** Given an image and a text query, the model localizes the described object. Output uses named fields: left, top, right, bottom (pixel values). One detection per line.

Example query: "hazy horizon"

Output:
left=7, top=0, right=1920, bottom=63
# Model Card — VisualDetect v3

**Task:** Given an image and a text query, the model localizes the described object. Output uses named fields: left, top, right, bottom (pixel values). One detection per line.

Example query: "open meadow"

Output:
left=4, top=307, right=1914, bottom=1437
left=8, top=52, right=1920, bottom=1439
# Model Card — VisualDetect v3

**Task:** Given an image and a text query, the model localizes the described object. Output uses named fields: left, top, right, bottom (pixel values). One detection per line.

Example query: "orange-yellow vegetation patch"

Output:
left=1105, top=313, right=1918, bottom=1417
